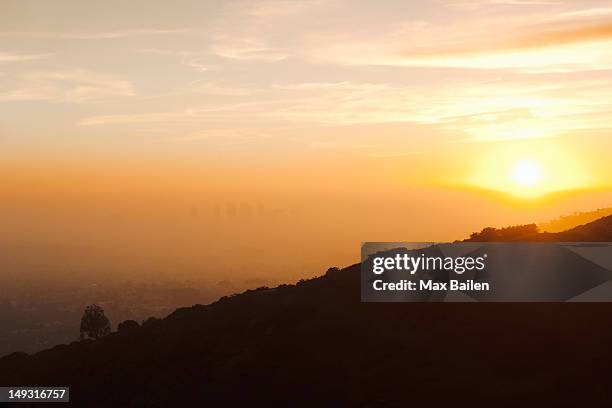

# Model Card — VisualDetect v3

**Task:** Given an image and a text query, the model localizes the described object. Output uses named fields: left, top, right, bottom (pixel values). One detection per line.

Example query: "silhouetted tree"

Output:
left=80, top=304, right=111, bottom=340
left=470, top=227, right=498, bottom=241
left=326, top=267, right=341, bottom=275
left=467, top=224, right=540, bottom=242
left=117, top=320, right=140, bottom=332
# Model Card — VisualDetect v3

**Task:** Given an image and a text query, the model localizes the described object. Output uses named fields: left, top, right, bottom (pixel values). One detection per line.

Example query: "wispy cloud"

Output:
left=308, top=16, right=612, bottom=72
left=2, top=0, right=611, bottom=158
left=512, top=23, right=612, bottom=50
left=0, top=29, right=185, bottom=40
left=553, top=7, right=612, bottom=20
left=79, top=111, right=181, bottom=126
left=188, top=80, right=251, bottom=96
left=137, top=48, right=217, bottom=72
left=210, top=38, right=288, bottom=61
left=1, top=70, right=135, bottom=103
left=245, top=0, right=317, bottom=17
left=394, top=23, right=612, bottom=58
left=0, top=52, right=52, bottom=62
left=0, top=88, right=53, bottom=102
left=79, top=102, right=258, bottom=125
left=451, top=0, right=563, bottom=7
left=166, top=128, right=270, bottom=143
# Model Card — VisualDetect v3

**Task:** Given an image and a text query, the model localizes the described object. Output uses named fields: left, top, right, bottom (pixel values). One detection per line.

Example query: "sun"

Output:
left=511, top=159, right=543, bottom=188
left=467, top=141, right=592, bottom=199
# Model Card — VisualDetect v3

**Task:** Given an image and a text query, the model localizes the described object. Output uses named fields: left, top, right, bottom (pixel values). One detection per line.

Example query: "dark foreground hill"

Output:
left=2, top=216, right=612, bottom=406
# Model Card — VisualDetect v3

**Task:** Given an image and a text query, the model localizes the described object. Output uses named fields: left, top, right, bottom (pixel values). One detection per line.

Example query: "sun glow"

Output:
left=511, top=159, right=543, bottom=187
left=468, top=141, right=592, bottom=198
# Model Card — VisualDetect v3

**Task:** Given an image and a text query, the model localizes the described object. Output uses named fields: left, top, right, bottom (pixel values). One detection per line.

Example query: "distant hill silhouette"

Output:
left=539, top=207, right=612, bottom=232
left=2, top=215, right=612, bottom=406
left=465, top=214, right=612, bottom=242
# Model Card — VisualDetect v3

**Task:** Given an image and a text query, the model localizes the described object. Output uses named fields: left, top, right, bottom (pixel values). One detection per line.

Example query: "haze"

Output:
left=2, top=0, right=612, bottom=285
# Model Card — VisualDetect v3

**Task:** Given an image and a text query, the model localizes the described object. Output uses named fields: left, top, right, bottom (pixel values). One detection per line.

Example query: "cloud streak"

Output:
left=0, top=29, right=185, bottom=40
left=1, top=70, right=135, bottom=103
left=2, top=0, right=612, bottom=156
left=0, top=52, right=52, bottom=62
left=397, top=23, right=612, bottom=59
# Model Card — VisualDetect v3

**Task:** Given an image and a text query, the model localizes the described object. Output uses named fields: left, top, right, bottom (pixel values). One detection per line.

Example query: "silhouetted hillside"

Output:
left=539, top=207, right=612, bottom=232
left=2, top=216, right=612, bottom=406
left=465, top=215, right=612, bottom=242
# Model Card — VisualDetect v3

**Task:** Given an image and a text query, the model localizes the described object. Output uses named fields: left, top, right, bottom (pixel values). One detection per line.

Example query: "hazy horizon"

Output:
left=2, top=0, right=612, bottom=284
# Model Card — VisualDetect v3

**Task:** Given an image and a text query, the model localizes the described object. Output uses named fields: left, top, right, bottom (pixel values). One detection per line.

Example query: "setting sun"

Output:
left=467, top=140, right=593, bottom=198
left=511, top=159, right=543, bottom=188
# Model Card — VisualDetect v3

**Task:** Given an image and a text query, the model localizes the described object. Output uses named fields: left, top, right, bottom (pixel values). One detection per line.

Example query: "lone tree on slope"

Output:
left=80, top=304, right=111, bottom=340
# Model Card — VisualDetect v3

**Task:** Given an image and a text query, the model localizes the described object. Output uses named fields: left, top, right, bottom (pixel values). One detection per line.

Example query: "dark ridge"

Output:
left=465, top=214, right=612, bottom=242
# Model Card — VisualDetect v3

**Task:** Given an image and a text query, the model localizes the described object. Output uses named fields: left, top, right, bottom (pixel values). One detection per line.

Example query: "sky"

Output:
left=1, top=0, right=612, bottom=283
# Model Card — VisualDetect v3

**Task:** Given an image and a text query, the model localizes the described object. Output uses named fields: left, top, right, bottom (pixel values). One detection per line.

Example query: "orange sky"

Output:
left=1, top=0, right=612, bottom=282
